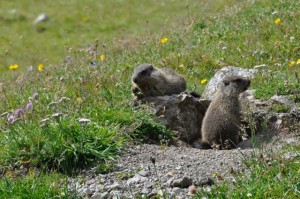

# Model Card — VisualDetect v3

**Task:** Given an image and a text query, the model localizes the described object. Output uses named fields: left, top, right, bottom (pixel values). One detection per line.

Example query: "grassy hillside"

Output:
left=0, top=0, right=237, bottom=68
left=0, top=0, right=299, bottom=197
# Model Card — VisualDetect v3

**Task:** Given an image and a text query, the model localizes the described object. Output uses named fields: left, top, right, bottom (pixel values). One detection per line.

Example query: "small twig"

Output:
left=150, top=156, right=162, bottom=188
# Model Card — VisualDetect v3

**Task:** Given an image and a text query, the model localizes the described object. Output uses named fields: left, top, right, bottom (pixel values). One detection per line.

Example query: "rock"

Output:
left=270, top=95, right=297, bottom=111
left=170, top=187, right=185, bottom=199
left=106, top=183, right=122, bottom=191
left=33, top=13, right=49, bottom=24
left=198, top=178, right=214, bottom=186
left=135, top=92, right=210, bottom=144
left=171, top=176, right=193, bottom=188
left=138, top=170, right=150, bottom=177
left=91, top=192, right=109, bottom=199
left=110, top=190, right=122, bottom=199
left=282, top=151, right=299, bottom=160
left=127, top=174, right=149, bottom=186
left=172, top=187, right=184, bottom=194
left=141, top=187, right=151, bottom=195
left=148, top=189, right=158, bottom=198
left=203, top=66, right=258, bottom=100
left=188, top=185, right=197, bottom=194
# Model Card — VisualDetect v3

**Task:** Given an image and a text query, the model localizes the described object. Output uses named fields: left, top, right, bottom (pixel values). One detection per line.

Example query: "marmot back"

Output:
left=200, top=76, right=251, bottom=149
left=132, top=63, right=186, bottom=98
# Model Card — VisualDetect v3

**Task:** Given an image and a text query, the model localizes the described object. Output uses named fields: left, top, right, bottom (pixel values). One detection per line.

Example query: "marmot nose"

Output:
left=133, top=77, right=138, bottom=83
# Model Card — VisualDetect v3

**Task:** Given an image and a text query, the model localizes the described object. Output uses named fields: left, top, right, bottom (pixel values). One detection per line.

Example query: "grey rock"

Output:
left=110, top=190, right=122, bottom=199
left=127, top=174, right=149, bottom=186
left=85, top=188, right=94, bottom=195
left=87, top=178, right=96, bottom=185
left=171, top=176, right=193, bottom=188
left=136, top=92, right=210, bottom=144
left=141, top=187, right=151, bottom=195
left=197, top=178, right=214, bottom=187
left=203, top=66, right=258, bottom=100
left=282, top=151, right=300, bottom=160
left=144, top=181, right=154, bottom=188
left=33, top=13, right=49, bottom=24
left=138, top=170, right=150, bottom=177
left=106, top=183, right=122, bottom=191
left=166, top=177, right=175, bottom=187
left=172, top=187, right=184, bottom=194
left=270, top=95, right=297, bottom=110
left=91, top=192, right=109, bottom=199
left=148, top=189, right=158, bottom=198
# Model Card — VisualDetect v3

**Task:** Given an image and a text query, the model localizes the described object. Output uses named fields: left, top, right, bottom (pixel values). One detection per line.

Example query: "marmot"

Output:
left=132, top=63, right=186, bottom=98
left=200, top=76, right=251, bottom=149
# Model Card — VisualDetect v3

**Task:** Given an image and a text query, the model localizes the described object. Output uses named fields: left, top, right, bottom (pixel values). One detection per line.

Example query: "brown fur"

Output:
left=132, top=63, right=186, bottom=98
left=200, top=76, right=251, bottom=149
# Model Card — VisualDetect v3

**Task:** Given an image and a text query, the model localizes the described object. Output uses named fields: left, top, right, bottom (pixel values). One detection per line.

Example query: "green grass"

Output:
left=0, top=172, right=77, bottom=198
left=0, top=0, right=300, bottom=197
left=0, top=0, right=237, bottom=68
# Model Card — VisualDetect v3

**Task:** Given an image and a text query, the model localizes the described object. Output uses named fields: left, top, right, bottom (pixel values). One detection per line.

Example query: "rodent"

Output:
left=200, top=76, right=251, bottom=149
left=132, top=63, right=187, bottom=98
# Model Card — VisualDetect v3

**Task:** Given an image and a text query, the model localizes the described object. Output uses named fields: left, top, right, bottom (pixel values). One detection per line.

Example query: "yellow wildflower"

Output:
left=289, top=61, right=295, bottom=67
left=99, top=55, right=105, bottom=61
left=160, top=37, right=168, bottom=44
left=9, top=64, right=19, bottom=70
left=38, top=64, right=44, bottom=71
left=82, top=17, right=89, bottom=22
left=201, top=78, right=208, bottom=84
left=275, top=18, right=281, bottom=25
left=296, top=58, right=300, bottom=65
left=76, top=97, right=82, bottom=104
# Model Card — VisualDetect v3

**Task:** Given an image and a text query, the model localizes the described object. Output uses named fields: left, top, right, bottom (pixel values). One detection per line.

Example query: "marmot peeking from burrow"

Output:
left=132, top=63, right=187, bottom=98
left=200, top=76, right=251, bottom=149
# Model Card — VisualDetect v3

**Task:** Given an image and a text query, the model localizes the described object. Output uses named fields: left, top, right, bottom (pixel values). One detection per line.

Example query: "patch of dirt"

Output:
left=68, top=130, right=299, bottom=198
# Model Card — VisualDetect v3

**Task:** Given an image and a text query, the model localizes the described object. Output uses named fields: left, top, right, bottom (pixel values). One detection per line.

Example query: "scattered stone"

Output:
left=106, top=183, right=122, bottom=191
left=198, top=178, right=214, bottom=187
left=282, top=151, right=299, bottom=160
left=127, top=174, right=148, bottom=186
left=33, top=13, right=49, bottom=24
left=188, top=185, right=197, bottom=194
left=171, top=176, right=193, bottom=188
left=138, top=170, right=150, bottom=177
left=91, top=192, right=109, bottom=199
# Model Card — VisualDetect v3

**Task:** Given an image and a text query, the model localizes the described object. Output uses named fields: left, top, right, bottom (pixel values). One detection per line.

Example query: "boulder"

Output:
left=203, top=66, right=258, bottom=100
left=135, top=92, right=210, bottom=144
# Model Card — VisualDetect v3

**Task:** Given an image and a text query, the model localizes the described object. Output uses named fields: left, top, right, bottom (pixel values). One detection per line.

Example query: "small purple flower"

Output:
left=14, top=108, right=24, bottom=118
left=31, top=92, right=39, bottom=100
left=25, top=101, right=33, bottom=111
left=8, top=114, right=16, bottom=124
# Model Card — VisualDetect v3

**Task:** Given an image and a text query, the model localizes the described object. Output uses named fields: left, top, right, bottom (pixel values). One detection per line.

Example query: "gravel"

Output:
left=67, top=130, right=299, bottom=198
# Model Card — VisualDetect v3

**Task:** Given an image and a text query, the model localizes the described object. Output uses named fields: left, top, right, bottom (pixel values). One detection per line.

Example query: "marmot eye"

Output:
left=140, top=70, right=147, bottom=75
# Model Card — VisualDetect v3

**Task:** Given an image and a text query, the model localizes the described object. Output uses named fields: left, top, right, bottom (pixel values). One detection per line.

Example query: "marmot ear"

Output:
left=223, top=79, right=229, bottom=86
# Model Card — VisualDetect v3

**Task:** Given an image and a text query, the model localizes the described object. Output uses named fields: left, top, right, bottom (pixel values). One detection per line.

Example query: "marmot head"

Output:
left=132, top=63, right=154, bottom=84
left=221, top=76, right=251, bottom=96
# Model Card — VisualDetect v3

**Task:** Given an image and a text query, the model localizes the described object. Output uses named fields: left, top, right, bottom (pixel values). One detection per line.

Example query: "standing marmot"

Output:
left=132, top=63, right=186, bottom=98
left=200, top=76, right=251, bottom=149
